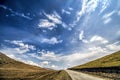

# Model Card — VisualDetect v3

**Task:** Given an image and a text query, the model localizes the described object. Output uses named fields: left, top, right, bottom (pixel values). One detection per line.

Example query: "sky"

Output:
left=0, top=0, right=120, bottom=70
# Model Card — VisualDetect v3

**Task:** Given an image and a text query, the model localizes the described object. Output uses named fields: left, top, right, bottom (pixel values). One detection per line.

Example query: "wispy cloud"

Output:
left=79, top=30, right=88, bottom=43
left=0, top=5, right=32, bottom=20
left=102, top=11, right=115, bottom=24
left=103, top=11, right=115, bottom=19
left=117, top=10, right=120, bottom=15
left=70, top=0, right=99, bottom=27
left=70, top=0, right=110, bottom=27
left=90, top=35, right=108, bottom=44
left=39, top=51, right=61, bottom=61
left=68, top=7, right=73, bottom=11
left=40, top=37, right=63, bottom=45
left=99, top=0, right=110, bottom=14
left=62, top=9, right=71, bottom=14
left=44, top=11, right=62, bottom=24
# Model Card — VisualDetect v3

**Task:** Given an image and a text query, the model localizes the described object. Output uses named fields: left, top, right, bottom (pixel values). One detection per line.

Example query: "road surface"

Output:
left=66, top=70, right=106, bottom=80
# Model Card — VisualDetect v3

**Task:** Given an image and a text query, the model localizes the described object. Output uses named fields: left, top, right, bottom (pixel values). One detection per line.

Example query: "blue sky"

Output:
left=0, top=0, right=120, bottom=69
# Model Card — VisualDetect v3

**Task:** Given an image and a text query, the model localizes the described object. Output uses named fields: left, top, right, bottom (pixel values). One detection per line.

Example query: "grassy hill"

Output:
left=0, top=52, right=72, bottom=80
left=0, top=52, right=45, bottom=70
left=69, top=51, right=120, bottom=79
left=70, top=51, right=120, bottom=69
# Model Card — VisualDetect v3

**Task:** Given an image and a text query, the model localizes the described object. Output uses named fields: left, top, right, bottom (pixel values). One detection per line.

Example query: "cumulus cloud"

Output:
left=38, top=19, right=56, bottom=30
left=5, top=40, right=36, bottom=54
left=79, top=31, right=108, bottom=44
left=40, top=37, right=63, bottom=45
left=38, top=11, right=68, bottom=30
left=1, top=40, right=120, bottom=70
left=39, top=51, right=61, bottom=61
left=39, top=61, right=51, bottom=68
left=26, top=60, right=39, bottom=66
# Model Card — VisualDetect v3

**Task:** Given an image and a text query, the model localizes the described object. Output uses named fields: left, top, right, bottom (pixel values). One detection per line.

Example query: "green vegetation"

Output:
left=71, top=51, right=120, bottom=69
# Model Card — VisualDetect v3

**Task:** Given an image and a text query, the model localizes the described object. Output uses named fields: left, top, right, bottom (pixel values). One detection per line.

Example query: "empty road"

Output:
left=66, top=70, right=106, bottom=80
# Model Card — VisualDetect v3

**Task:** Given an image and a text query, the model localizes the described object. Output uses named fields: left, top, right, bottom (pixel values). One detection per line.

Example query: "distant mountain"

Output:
left=0, top=52, right=71, bottom=80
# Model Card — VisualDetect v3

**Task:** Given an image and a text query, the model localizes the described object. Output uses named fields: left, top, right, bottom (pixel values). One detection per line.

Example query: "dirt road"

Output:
left=66, top=70, right=106, bottom=80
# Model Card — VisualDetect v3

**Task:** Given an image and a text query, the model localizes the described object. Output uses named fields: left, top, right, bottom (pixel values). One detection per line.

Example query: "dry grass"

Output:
left=70, top=51, right=120, bottom=69
left=0, top=52, right=72, bottom=80
left=69, top=51, right=120, bottom=80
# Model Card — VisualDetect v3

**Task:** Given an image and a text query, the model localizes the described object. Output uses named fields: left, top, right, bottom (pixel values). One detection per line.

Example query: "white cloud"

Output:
left=38, top=11, right=65, bottom=30
left=118, top=10, right=120, bottom=15
left=62, top=9, right=71, bottom=14
left=0, top=5, right=32, bottom=20
left=14, top=48, right=29, bottom=54
left=102, top=11, right=115, bottom=24
left=70, top=0, right=100, bottom=28
left=68, top=7, right=73, bottom=11
left=1, top=41, right=120, bottom=70
left=51, top=65, right=58, bottom=68
left=42, top=61, right=50, bottom=65
left=99, top=0, right=110, bottom=14
left=26, top=60, right=39, bottom=66
left=39, top=51, right=61, bottom=61
left=41, top=37, right=63, bottom=45
left=106, top=42, right=120, bottom=51
left=103, top=11, right=115, bottom=19
left=79, top=30, right=89, bottom=43
left=38, top=19, right=56, bottom=30
left=70, top=0, right=110, bottom=27
left=117, top=30, right=120, bottom=36
left=39, top=61, right=51, bottom=68
left=88, top=46, right=107, bottom=53
left=78, top=0, right=99, bottom=19
left=0, top=5, right=7, bottom=9
left=5, top=40, right=36, bottom=54
left=6, top=54, right=16, bottom=59
left=103, top=18, right=112, bottom=24
left=90, top=35, right=108, bottom=44
left=44, top=11, right=62, bottom=24
left=79, top=30, right=84, bottom=40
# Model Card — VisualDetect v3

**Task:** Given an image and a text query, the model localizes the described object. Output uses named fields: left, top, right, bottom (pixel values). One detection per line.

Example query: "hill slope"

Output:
left=69, top=51, right=120, bottom=79
left=70, top=51, right=120, bottom=69
left=0, top=52, right=72, bottom=80
left=0, top=52, right=45, bottom=70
